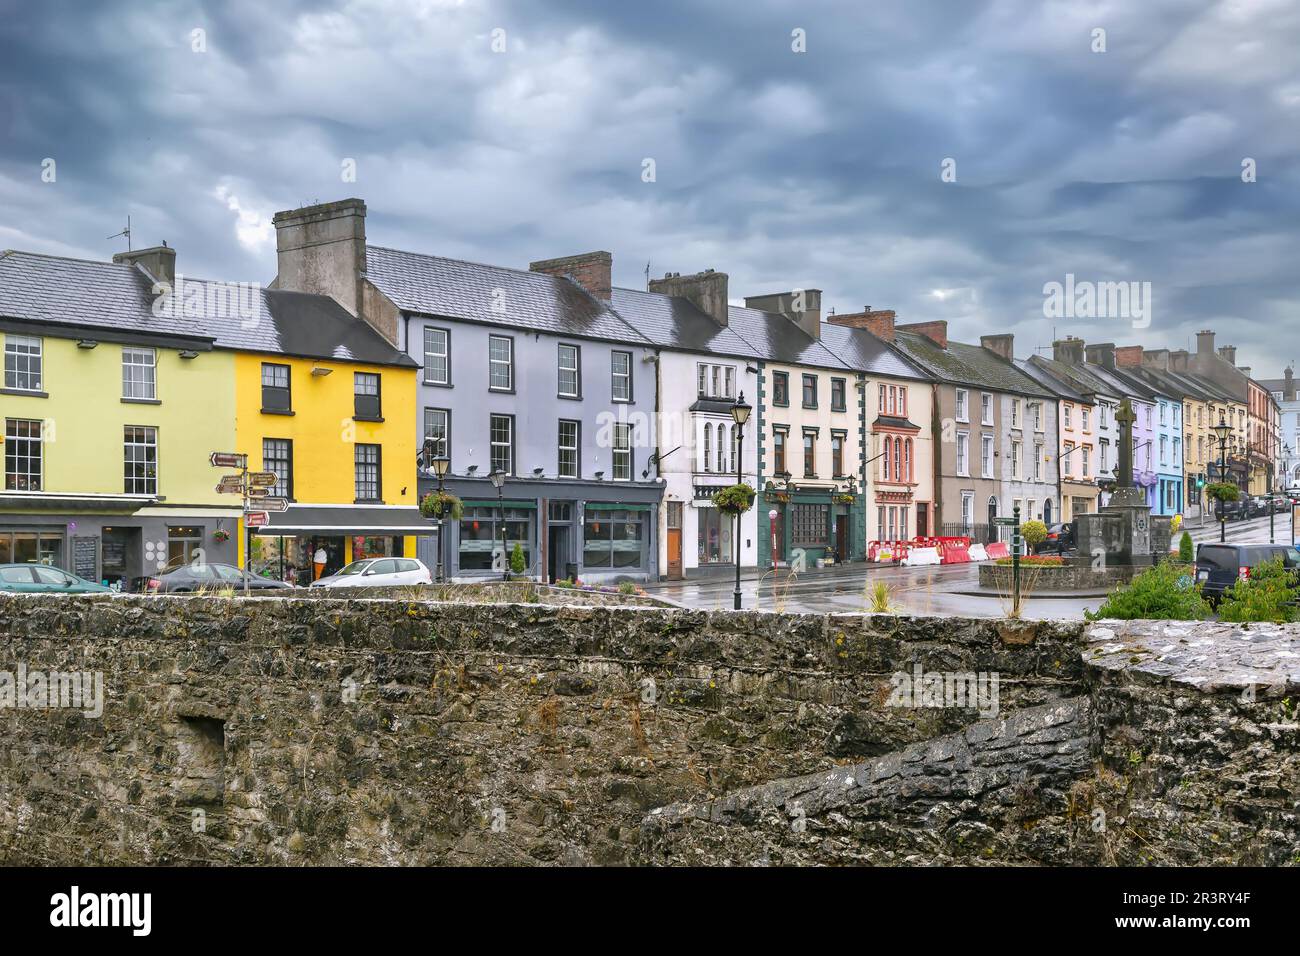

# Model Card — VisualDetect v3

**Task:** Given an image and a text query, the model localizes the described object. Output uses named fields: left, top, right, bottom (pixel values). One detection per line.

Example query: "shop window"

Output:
left=583, top=509, right=645, bottom=569
left=167, top=526, right=203, bottom=569
left=697, top=508, right=733, bottom=564
left=790, top=503, right=829, bottom=547
left=459, top=506, right=532, bottom=571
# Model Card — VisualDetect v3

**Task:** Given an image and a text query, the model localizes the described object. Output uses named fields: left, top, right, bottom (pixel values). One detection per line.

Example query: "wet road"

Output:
left=647, top=561, right=1102, bottom=620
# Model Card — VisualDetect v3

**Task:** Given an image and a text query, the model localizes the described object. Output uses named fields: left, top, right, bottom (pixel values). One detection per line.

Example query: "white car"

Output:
left=310, top=557, right=432, bottom=588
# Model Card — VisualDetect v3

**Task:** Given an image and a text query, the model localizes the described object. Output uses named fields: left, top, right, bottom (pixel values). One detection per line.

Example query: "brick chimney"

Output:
left=980, top=333, right=1014, bottom=362
left=529, top=251, right=612, bottom=301
left=897, top=320, right=947, bottom=349
left=1141, top=348, right=1170, bottom=371
left=1196, top=330, right=1215, bottom=355
left=1286, top=366, right=1295, bottom=401
left=1218, top=344, right=1237, bottom=365
left=1114, top=345, right=1144, bottom=368
left=744, top=289, right=823, bottom=340
left=827, top=306, right=896, bottom=342
left=272, top=198, right=368, bottom=318
left=1053, top=336, right=1085, bottom=365
left=113, top=244, right=176, bottom=286
left=1086, top=342, right=1116, bottom=368
left=649, top=269, right=730, bottom=326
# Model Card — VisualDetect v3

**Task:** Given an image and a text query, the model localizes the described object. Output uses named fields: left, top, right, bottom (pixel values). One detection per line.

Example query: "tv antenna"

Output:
left=107, top=216, right=131, bottom=251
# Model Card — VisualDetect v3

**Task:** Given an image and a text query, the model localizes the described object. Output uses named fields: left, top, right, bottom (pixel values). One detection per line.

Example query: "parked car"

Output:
left=310, top=557, right=432, bottom=589
left=1034, top=522, right=1077, bottom=555
left=0, top=564, right=111, bottom=594
left=134, top=563, right=295, bottom=593
left=1216, top=498, right=1248, bottom=521
left=1194, top=543, right=1300, bottom=605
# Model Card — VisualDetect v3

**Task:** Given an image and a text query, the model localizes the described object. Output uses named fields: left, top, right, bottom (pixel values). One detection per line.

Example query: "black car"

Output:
left=1034, top=522, right=1077, bottom=555
left=133, top=563, right=295, bottom=594
left=1216, top=498, right=1247, bottom=521
left=1194, top=543, right=1300, bottom=605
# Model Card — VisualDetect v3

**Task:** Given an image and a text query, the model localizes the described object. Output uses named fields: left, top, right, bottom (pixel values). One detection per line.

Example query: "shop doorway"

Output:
left=100, top=526, right=140, bottom=590
left=835, top=512, right=848, bottom=562
left=666, top=502, right=682, bottom=580
left=547, top=527, right=568, bottom=583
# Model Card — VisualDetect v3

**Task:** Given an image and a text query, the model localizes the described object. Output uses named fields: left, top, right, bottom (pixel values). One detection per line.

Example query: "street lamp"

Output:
left=730, top=391, right=752, bottom=611
left=430, top=453, right=450, bottom=582
left=488, top=468, right=508, bottom=581
left=1212, top=413, right=1233, bottom=543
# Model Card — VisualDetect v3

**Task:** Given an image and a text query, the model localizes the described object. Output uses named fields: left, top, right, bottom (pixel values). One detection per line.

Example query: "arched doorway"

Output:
left=987, top=496, right=998, bottom=543
left=1044, top=499, right=1053, bottom=525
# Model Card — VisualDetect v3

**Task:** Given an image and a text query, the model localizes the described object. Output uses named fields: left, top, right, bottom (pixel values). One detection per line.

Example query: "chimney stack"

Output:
left=1086, top=342, right=1116, bottom=368
left=1053, top=336, right=1085, bottom=365
left=744, top=289, right=823, bottom=340
left=1141, top=348, right=1170, bottom=371
left=1286, top=366, right=1295, bottom=401
left=1169, top=349, right=1191, bottom=373
left=529, top=251, right=612, bottom=301
left=980, top=333, right=1014, bottom=362
left=113, top=244, right=176, bottom=286
left=827, top=306, right=896, bottom=342
left=896, top=320, right=947, bottom=349
left=1196, top=330, right=1215, bottom=355
left=1114, top=345, right=1143, bottom=368
left=1218, top=344, right=1237, bottom=366
left=649, top=269, right=730, bottom=327
left=272, top=198, right=368, bottom=319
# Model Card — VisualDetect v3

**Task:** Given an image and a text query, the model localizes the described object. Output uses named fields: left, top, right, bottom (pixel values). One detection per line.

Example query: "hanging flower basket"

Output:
left=420, top=490, right=465, bottom=520
left=833, top=493, right=855, bottom=505
left=767, top=490, right=791, bottom=504
left=1205, top=481, right=1240, bottom=503
left=212, top=528, right=230, bottom=543
left=712, top=482, right=756, bottom=516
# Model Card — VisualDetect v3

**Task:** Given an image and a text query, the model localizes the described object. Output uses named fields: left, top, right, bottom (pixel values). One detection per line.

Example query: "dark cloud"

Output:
left=2, top=0, right=1297, bottom=372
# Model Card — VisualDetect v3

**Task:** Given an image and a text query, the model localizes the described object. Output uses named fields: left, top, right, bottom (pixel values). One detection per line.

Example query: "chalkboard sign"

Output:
left=72, top=536, right=98, bottom=582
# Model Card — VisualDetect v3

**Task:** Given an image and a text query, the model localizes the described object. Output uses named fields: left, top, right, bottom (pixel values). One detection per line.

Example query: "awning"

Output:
left=0, top=491, right=157, bottom=512
left=251, top=504, right=434, bottom=536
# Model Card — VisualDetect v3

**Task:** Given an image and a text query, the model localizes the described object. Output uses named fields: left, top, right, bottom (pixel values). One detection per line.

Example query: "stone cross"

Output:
left=1115, top=398, right=1136, bottom=489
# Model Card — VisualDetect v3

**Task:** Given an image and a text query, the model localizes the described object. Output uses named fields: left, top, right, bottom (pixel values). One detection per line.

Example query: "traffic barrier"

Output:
left=986, top=542, right=1010, bottom=560
left=903, top=546, right=942, bottom=566
left=967, top=543, right=989, bottom=562
left=940, top=541, right=971, bottom=564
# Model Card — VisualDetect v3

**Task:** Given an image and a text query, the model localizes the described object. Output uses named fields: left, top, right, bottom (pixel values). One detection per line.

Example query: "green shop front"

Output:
left=421, top=475, right=663, bottom=584
left=759, top=485, right=863, bottom=569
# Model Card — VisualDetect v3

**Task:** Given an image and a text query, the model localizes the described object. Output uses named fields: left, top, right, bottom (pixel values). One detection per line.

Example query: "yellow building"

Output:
left=0, top=249, right=241, bottom=586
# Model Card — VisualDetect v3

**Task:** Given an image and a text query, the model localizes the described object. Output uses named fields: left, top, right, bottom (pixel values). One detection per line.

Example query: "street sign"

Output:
left=993, top=517, right=1018, bottom=527
left=260, top=497, right=290, bottom=513
left=215, top=476, right=245, bottom=494
left=210, top=452, right=247, bottom=469
left=247, top=487, right=269, bottom=498
left=248, top=472, right=278, bottom=488
left=244, top=511, right=269, bottom=528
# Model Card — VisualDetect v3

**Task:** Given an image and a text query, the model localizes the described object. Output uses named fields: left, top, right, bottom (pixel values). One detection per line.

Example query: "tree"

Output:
left=1178, top=531, right=1194, bottom=563
left=1021, top=520, right=1048, bottom=549
left=509, top=542, right=526, bottom=575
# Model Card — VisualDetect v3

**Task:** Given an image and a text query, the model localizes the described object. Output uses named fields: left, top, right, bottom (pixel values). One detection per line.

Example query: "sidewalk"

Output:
left=644, top=560, right=872, bottom=590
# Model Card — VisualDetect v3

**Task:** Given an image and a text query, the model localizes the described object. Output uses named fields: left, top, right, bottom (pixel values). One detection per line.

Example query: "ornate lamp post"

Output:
left=731, top=391, right=752, bottom=611
left=488, top=468, right=508, bottom=581
left=430, top=454, right=450, bottom=582
left=1212, top=413, right=1233, bottom=543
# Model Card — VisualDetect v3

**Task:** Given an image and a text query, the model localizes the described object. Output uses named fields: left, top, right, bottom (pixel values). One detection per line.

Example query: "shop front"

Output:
left=421, top=475, right=662, bottom=583
left=250, top=504, right=431, bottom=584
left=0, top=493, right=240, bottom=589
left=761, top=487, right=863, bottom=569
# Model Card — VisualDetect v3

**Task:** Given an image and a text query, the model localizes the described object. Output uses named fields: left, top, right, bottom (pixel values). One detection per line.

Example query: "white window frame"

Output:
left=558, top=419, right=579, bottom=478
left=122, top=347, right=157, bottom=401
left=613, top=422, right=632, bottom=480
left=558, top=344, right=580, bottom=398
left=980, top=393, right=993, bottom=426
left=3, top=334, right=43, bottom=392
left=956, top=431, right=969, bottom=476
left=423, top=327, right=450, bottom=385
left=611, top=351, right=632, bottom=403
left=488, top=335, right=513, bottom=392
left=980, top=435, right=993, bottom=478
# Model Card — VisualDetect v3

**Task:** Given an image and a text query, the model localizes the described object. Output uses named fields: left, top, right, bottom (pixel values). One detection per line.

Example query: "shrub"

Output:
left=994, top=555, right=1064, bottom=567
left=1086, top=561, right=1211, bottom=621
left=712, top=482, right=756, bottom=515
left=865, top=580, right=895, bottom=613
left=1178, top=531, right=1194, bottom=563
left=1218, top=557, right=1299, bottom=623
left=617, top=581, right=637, bottom=595
left=509, top=542, right=526, bottom=575
left=1020, top=520, right=1048, bottom=549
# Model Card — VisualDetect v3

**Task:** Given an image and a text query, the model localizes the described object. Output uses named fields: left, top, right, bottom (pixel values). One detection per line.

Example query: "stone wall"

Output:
left=0, top=594, right=1293, bottom=866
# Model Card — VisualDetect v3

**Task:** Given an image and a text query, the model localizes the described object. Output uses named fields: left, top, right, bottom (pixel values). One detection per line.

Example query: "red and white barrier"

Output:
left=903, top=546, right=941, bottom=566
left=967, top=543, right=989, bottom=562
left=985, top=541, right=1010, bottom=560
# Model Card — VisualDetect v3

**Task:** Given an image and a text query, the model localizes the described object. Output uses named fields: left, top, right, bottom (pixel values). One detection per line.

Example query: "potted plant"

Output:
left=212, top=528, right=230, bottom=543
left=419, top=490, right=464, bottom=521
left=712, top=482, right=756, bottom=515
left=833, top=493, right=855, bottom=505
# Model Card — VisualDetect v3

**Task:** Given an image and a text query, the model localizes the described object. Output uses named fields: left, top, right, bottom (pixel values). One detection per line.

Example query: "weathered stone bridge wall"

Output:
left=0, top=595, right=1294, bottom=865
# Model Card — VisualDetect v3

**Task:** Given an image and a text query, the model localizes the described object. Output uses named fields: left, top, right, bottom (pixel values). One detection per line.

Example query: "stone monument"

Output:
left=1075, top=398, right=1162, bottom=567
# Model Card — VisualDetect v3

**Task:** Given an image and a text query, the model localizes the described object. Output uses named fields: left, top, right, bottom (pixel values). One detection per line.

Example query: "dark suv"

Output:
left=1194, top=543, right=1300, bottom=605
left=1034, top=522, right=1077, bottom=555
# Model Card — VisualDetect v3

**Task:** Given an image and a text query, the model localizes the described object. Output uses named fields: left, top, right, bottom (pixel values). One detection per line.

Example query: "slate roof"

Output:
left=724, top=305, right=850, bottom=370
left=1027, top=355, right=1121, bottom=402
left=818, top=322, right=931, bottom=380
left=0, top=250, right=413, bottom=366
left=1014, top=358, right=1086, bottom=402
left=366, top=245, right=651, bottom=345
left=609, top=287, right=759, bottom=358
left=0, top=250, right=213, bottom=344
left=1085, top=363, right=1159, bottom=403
left=888, top=329, right=1053, bottom=397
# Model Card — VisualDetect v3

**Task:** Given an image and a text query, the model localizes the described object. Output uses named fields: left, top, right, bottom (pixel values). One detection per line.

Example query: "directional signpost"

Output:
left=994, top=510, right=1023, bottom=616
left=261, top=497, right=290, bottom=513
left=210, top=450, right=257, bottom=597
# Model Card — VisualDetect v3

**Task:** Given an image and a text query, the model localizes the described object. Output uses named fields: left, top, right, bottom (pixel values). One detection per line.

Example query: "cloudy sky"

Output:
left=2, top=0, right=1298, bottom=372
